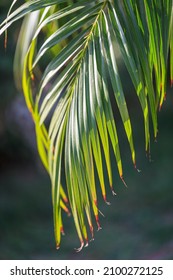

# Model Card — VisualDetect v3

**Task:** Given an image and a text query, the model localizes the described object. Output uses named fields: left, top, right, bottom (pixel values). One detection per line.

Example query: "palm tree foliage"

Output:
left=0, top=0, right=172, bottom=251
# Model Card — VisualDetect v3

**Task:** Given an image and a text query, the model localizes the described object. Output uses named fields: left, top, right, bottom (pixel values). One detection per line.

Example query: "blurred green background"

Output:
left=0, top=1, right=173, bottom=260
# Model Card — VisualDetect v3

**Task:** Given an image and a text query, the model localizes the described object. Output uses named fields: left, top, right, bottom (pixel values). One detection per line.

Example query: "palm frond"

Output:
left=0, top=0, right=172, bottom=250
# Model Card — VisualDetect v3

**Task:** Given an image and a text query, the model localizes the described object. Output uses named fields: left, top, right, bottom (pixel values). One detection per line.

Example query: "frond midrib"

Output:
left=67, top=0, right=108, bottom=105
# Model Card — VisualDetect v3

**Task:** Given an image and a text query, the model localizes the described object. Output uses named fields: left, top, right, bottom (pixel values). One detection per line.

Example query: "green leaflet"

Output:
left=0, top=0, right=68, bottom=34
left=171, top=16, right=173, bottom=86
left=95, top=21, right=123, bottom=180
left=101, top=11, right=136, bottom=165
left=0, top=0, right=172, bottom=250
left=108, top=2, right=150, bottom=152
left=33, top=3, right=103, bottom=66
left=22, top=39, right=50, bottom=172
left=13, top=11, right=40, bottom=90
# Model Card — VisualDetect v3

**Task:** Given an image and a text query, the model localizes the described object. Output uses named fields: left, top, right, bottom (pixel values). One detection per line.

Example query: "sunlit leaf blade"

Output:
left=101, top=11, right=136, bottom=165
left=143, top=0, right=162, bottom=106
left=13, top=11, right=40, bottom=90
left=118, top=0, right=158, bottom=137
left=0, top=0, right=68, bottom=35
left=51, top=117, right=66, bottom=249
left=33, top=3, right=103, bottom=67
left=95, top=21, right=123, bottom=181
left=108, top=2, right=150, bottom=152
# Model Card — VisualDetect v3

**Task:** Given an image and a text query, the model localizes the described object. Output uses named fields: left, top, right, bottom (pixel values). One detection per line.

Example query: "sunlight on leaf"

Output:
left=0, top=0, right=172, bottom=250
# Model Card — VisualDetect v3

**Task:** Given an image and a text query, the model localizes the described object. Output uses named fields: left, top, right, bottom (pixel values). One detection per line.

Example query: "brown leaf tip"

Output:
left=103, top=194, right=111, bottom=205
left=60, top=226, right=65, bottom=235
left=110, top=186, right=117, bottom=196
left=120, top=176, right=128, bottom=188
left=75, top=241, right=84, bottom=252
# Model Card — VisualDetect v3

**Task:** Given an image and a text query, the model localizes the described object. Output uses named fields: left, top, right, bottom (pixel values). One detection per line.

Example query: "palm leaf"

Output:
left=0, top=0, right=172, bottom=250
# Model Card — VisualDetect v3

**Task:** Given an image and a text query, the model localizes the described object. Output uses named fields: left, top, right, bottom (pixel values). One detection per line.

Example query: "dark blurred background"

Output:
left=0, top=1, right=173, bottom=260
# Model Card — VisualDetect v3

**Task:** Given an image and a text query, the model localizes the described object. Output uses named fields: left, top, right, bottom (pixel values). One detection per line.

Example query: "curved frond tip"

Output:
left=0, top=0, right=172, bottom=250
